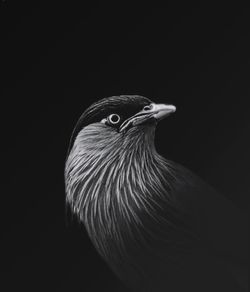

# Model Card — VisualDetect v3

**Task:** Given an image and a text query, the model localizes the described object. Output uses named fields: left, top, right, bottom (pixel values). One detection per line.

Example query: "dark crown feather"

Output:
left=67, top=95, right=151, bottom=156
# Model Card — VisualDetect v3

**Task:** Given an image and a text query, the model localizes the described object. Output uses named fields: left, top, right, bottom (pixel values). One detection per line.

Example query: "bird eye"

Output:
left=107, top=114, right=121, bottom=125
left=143, top=104, right=153, bottom=111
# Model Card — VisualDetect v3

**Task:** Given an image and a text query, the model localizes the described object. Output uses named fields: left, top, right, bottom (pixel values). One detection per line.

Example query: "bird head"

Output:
left=66, top=95, right=176, bottom=157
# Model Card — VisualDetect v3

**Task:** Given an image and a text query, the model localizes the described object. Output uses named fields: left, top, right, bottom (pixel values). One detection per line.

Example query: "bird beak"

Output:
left=119, top=103, right=176, bottom=132
left=149, top=103, right=176, bottom=121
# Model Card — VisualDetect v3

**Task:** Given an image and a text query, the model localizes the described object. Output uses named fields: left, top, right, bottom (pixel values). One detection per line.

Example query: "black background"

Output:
left=1, top=1, right=249, bottom=291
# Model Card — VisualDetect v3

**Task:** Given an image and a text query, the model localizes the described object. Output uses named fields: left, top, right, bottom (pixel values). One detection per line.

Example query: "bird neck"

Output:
left=65, top=123, right=184, bottom=285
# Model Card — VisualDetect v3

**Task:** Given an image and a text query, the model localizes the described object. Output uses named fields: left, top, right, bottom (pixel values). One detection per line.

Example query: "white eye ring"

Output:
left=107, top=114, right=120, bottom=125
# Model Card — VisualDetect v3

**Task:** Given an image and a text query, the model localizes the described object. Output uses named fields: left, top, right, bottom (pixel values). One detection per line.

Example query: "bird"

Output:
left=65, top=95, right=247, bottom=292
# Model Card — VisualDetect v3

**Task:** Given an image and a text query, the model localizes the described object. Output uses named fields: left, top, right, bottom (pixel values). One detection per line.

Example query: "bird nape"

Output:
left=65, top=95, right=247, bottom=292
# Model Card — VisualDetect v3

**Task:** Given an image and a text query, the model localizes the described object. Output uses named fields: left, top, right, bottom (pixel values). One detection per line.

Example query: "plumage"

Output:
left=65, top=95, right=247, bottom=292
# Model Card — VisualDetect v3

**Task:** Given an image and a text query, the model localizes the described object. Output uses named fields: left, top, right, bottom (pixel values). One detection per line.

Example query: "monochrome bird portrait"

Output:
left=65, top=95, right=247, bottom=292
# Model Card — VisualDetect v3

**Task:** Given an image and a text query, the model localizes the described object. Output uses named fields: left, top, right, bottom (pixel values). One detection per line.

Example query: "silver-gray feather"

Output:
left=65, top=122, right=198, bottom=286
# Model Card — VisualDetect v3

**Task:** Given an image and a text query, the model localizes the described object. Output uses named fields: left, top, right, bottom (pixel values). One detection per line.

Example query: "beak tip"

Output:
left=166, top=104, right=176, bottom=114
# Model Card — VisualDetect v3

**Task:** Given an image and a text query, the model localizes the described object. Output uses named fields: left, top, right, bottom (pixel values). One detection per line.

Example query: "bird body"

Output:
left=65, top=95, right=247, bottom=291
